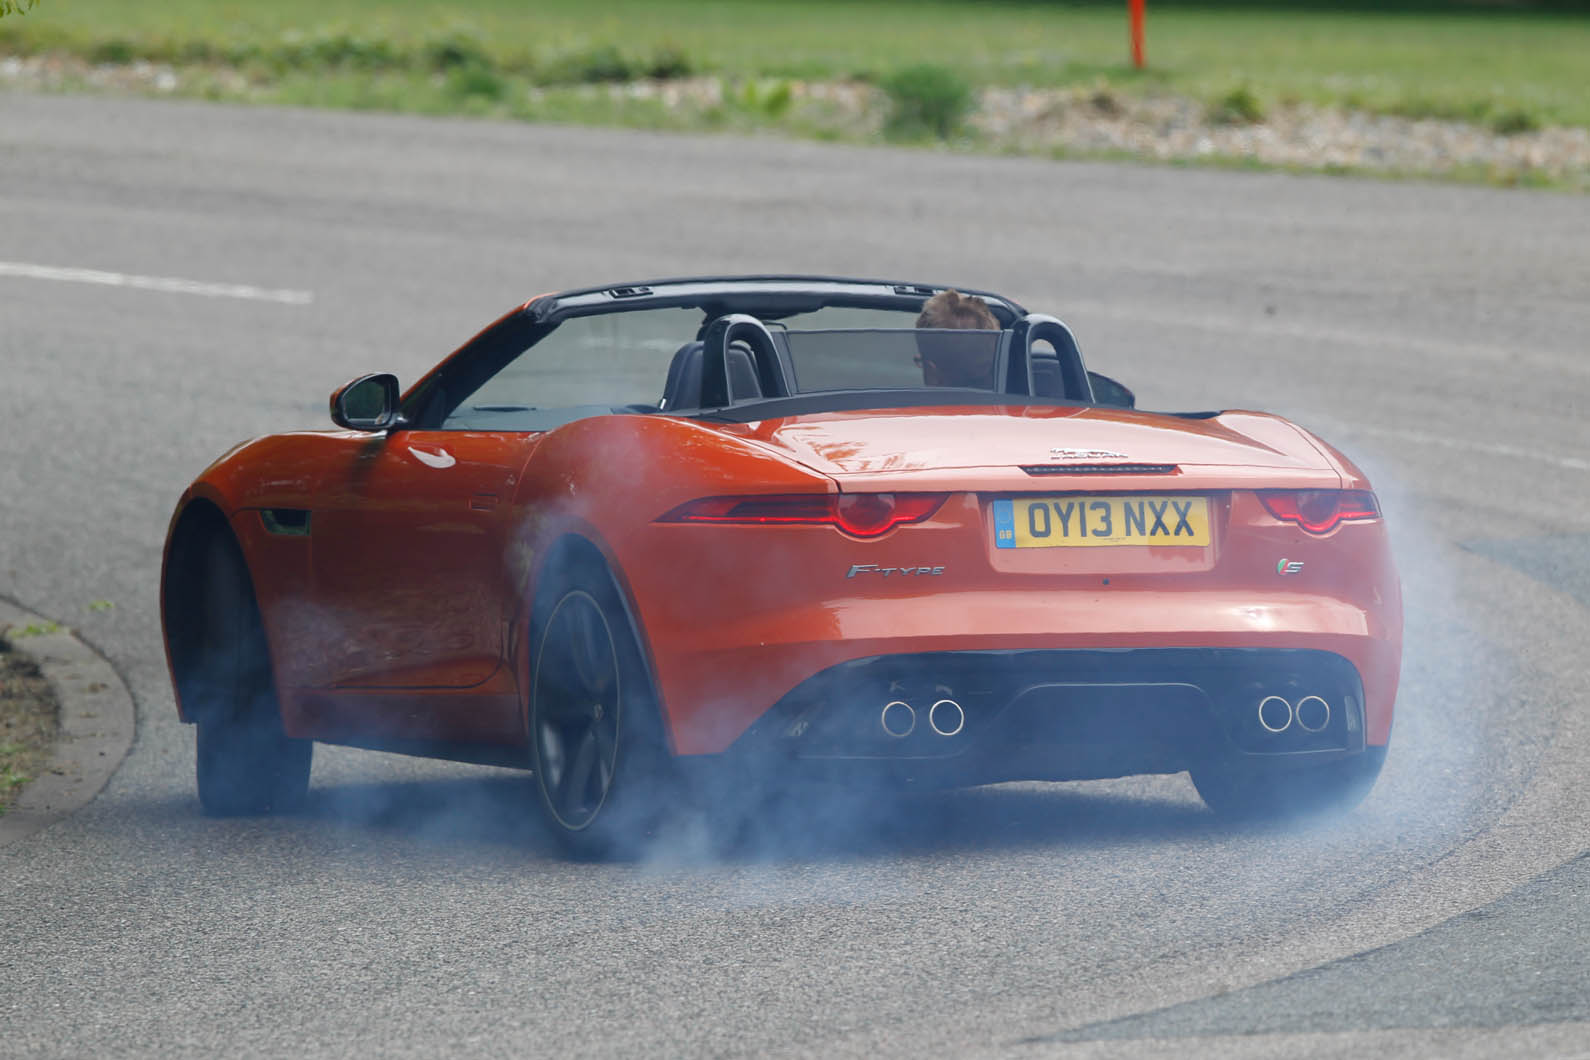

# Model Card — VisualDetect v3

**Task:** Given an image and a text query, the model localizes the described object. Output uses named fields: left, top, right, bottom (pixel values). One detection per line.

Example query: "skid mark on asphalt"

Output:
left=1463, top=535, right=1590, bottom=611
left=0, top=260, right=313, bottom=305
left=1018, top=534, right=1590, bottom=1050
left=1020, top=852, right=1590, bottom=1043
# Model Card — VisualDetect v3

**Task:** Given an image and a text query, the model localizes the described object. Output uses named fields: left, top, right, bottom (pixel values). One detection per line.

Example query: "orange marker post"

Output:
left=1129, top=0, right=1146, bottom=69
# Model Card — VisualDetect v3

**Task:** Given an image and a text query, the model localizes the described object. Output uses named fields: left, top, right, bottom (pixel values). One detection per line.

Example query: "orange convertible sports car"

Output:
left=161, top=276, right=1400, bottom=851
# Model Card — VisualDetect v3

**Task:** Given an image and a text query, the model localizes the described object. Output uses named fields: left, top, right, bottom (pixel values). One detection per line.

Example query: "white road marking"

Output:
left=0, top=260, right=313, bottom=305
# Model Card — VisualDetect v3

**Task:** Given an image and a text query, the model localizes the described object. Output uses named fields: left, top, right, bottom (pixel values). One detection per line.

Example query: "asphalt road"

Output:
left=2, top=93, right=1588, bottom=1058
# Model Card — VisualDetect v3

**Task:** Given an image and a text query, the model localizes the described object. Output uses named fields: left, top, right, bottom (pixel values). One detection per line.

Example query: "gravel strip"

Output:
left=976, top=86, right=1590, bottom=187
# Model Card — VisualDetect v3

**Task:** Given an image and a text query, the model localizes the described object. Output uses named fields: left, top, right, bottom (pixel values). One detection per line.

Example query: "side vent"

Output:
left=1021, top=463, right=1178, bottom=476
left=260, top=508, right=312, bottom=536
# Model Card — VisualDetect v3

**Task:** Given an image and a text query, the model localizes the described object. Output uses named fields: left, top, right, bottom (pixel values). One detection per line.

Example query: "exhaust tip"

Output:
left=928, top=699, right=965, bottom=737
left=1257, top=695, right=1293, bottom=734
left=1295, top=695, right=1331, bottom=733
left=881, top=700, right=916, bottom=738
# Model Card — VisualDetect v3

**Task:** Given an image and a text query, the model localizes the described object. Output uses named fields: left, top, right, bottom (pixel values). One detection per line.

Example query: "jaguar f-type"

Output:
left=160, top=276, right=1400, bottom=853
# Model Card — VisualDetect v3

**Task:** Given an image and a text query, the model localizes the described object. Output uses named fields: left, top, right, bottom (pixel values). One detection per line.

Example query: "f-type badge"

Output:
left=1276, top=558, right=1305, bottom=575
left=847, top=564, right=945, bottom=579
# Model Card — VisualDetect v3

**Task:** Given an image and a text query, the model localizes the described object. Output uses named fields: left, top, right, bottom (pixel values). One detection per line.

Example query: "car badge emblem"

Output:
left=1276, top=559, right=1304, bottom=575
left=1049, top=447, right=1128, bottom=461
left=408, top=446, right=457, bottom=469
left=846, top=564, right=945, bottom=579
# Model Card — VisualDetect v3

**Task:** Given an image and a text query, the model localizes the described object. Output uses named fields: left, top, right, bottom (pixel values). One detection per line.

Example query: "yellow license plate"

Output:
left=993, top=495, right=1211, bottom=548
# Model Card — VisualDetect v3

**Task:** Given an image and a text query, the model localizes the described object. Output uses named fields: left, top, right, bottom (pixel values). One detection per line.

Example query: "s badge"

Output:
left=1276, top=559, right=1304, bottom=575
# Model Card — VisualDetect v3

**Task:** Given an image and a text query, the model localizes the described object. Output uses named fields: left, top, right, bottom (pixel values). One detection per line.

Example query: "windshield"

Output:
left=444, top=307, right=699, bottom=427
left=436, top=307, right=990, bottom=428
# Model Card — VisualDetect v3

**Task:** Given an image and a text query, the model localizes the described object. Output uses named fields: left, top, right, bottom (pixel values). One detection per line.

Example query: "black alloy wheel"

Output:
left=529, top=564, right=675, bottom=858
left=531, top=589, right=623, bottom=832
left=192, top=533, right=312, bottom=816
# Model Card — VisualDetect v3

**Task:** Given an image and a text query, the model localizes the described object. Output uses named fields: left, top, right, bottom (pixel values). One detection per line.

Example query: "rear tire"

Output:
left=528, top=557, right=676, bottom=859
left=1191, top=747, right=1385, bottom=822
left=191, top=534, right=312, bottom=816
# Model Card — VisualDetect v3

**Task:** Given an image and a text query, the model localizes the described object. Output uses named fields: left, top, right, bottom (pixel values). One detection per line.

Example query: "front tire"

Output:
left=1191, top=747, right=1385, bottom=822
left=528, top=559, right=674, bottom=858
left=191, top=533, right=312, bottom=816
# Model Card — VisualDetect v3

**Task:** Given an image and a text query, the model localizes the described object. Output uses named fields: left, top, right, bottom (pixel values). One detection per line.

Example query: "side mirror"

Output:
left=1088, top=371, right=1136, bottom=409
left=330, top=373, right=402, bottom=431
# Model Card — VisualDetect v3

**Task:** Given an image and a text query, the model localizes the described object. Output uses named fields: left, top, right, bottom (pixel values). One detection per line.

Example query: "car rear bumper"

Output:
left=713, top=647, right=1370, bottom=785
left=646, top=587, right=1400, bottom=755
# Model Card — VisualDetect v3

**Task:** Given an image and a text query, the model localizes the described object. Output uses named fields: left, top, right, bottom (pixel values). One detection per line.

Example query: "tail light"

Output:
left=1258, top=490, right=1380, bottom=534
left=660, top=493, right=948, bottom=538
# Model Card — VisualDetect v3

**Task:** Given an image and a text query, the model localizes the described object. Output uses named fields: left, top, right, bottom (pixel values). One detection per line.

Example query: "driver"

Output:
left=914, top=289, right=1000, bottom=388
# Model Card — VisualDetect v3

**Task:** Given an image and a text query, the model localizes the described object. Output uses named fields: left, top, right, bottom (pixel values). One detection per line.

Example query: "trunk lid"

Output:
left=709, top=404, right=1341, bottom=578
left=714, top=405, right=1334, bottom=481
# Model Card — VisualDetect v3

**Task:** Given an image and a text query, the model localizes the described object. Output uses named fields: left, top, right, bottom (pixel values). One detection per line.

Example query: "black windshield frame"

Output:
left=398, top=277, right=1048, bottom=429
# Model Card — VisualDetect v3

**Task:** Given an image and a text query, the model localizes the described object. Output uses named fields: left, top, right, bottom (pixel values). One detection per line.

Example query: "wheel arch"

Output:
left=161, top=496, right=246, bottom=726
left=526, top=532, right=676, bottom=755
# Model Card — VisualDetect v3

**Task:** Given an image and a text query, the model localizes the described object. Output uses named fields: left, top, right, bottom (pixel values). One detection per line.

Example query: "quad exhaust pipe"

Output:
left=879, top=696, right=965, bottom=738
left=881, top=700, right=916, bottom=738
left=929, top=699, right=965, bottom=737
left=1257, top=695, right=1293, bottom=733
left=1256, top=694, right=1332, bottom=734
left=886, top=689, right=1328, bottom=740
left=1295, top=695, right=1331, bottom=733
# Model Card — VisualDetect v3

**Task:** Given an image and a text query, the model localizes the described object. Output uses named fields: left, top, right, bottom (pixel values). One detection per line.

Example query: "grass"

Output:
left=0, top=641, right=57, bottom=816
left=2, top=2, right=1586, bottom=189
left=6, top=620, right=61, bottom=638
left=1211, top=83, right=1266, bottom=125
left=882, top=64, right=975, bottom=140
left=3, top=1, right=1588, bottom=129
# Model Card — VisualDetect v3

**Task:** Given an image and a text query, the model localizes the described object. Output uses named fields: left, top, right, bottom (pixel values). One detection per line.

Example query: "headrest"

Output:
left=661, top=341, right=704, bottom=411
left=661, top=340, right=763, bottom=410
